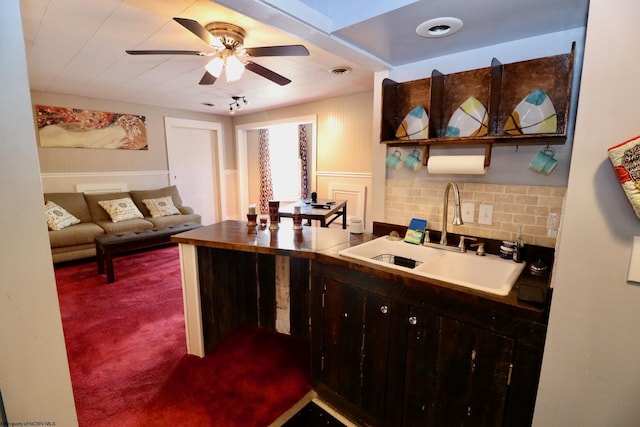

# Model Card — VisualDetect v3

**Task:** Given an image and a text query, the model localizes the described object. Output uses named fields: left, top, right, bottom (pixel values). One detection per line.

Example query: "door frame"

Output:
left=235, top=115, right=317, bottom=216
left=164, top=117, right=226, bottom=221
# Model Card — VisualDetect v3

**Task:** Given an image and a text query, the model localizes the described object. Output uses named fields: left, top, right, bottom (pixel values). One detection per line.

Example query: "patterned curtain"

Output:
left=258, top=128, right=273, bottom=214
left=299, top=124, right=309, bottom=199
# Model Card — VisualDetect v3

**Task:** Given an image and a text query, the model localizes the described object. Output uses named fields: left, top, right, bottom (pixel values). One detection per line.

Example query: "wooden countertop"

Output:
left=173, top=220, right=550, bottom=323
left=171, top=220, right=369, bottom=257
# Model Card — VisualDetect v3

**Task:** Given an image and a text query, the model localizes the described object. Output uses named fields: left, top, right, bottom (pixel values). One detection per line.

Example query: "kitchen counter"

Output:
left=173, top=220, right=550, bottom=324
left=173, top=221, right=550, bottom=425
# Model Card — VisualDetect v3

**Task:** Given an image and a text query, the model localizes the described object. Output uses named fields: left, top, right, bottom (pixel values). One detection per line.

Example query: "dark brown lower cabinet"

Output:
left=403, top=306, right=514, bottom=426
left=195, top=247, right=545, bottom=426
left=316, top=278, right=392, bottom=424
left=311, top=261, right=546, bottom=427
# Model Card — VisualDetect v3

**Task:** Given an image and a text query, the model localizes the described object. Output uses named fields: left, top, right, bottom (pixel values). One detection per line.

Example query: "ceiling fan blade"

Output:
left=126, top=50, right=209, bottom=56
left=245, top=61, right=291, bottom=86
left=173, top=17, right=223, bottom=48
left=199, top=71, right=217, bottom=85
left=245, top=45, right=309, bottom=57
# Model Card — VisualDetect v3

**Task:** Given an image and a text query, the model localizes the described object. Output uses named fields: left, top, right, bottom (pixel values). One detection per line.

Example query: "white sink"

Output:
left=338, top=236, right=525, bottom=296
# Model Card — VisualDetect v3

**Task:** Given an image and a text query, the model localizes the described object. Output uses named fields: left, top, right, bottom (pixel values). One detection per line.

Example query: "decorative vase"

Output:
left=268, top=200, right=280, bottom=230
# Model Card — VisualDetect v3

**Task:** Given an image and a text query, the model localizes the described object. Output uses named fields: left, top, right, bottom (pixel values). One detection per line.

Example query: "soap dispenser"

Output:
left=513, top=227, right=524, bottom=263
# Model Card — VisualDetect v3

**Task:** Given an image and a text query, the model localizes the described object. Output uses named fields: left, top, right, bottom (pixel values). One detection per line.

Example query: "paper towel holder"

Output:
left=423, top=142, right=493, bottom=168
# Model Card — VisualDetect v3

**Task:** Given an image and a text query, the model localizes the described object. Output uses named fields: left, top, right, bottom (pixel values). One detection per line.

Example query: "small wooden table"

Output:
left=279, top=199, right=347, bottom=229
left=95, top=222, right=202, bottom=283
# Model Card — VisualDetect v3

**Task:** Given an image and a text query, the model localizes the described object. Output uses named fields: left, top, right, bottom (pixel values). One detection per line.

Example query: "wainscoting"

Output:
left=317, top=171, right=371, bottom=229
left=327, top=182, right=366, bottom=223
left=40, top=170, right=170, bottom=193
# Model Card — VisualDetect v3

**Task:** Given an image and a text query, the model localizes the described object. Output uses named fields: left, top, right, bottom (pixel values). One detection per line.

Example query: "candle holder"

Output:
left=246, top=213, right=257, bottom=226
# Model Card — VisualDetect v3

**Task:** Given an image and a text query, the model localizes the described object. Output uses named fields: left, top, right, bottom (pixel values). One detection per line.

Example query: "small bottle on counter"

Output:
left=513, top=228, right=524, bottom=263
left=500, top=241, right=515, bottom=259
left=292, top=205, right=303, bottom=230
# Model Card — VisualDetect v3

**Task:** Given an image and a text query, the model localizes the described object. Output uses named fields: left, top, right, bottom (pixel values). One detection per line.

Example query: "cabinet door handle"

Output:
left=409, top=316, right=417, bottom=325
left=380, top=305, right=389, bottom=314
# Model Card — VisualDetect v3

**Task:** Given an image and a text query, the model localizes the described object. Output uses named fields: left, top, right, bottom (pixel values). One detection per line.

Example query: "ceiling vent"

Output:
left=330, top=66, right=352, bottom=75
left=416, top=17, right=463, bottom=38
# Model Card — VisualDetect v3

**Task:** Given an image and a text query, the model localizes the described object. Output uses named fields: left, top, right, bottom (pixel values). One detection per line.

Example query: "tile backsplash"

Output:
left=385, top=180, right=566, bottom=248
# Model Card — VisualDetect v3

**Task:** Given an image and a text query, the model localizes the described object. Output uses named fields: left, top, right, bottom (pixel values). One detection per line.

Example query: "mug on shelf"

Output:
left=386, top=149, right=403, bottom=170
left=529, top=147, right=558, bottom=175
left=403, top=149, right=423, bottom=171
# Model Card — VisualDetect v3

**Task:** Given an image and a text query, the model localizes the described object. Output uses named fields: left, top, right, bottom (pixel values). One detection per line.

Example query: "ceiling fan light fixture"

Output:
left=205, top=57, right=224, bottom=78
left=206, top=22, right=246, bottom=49
left=416, top=17, right=463, bottom=38
left=225, top=54, right=245, bottom=82
left=127, top=18, right=307, bottom=87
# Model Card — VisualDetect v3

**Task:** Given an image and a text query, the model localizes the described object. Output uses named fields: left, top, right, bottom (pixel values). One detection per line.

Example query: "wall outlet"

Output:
left=478, top=204, right=493, bottom=225
left=461, top=202, right=475, bottom=223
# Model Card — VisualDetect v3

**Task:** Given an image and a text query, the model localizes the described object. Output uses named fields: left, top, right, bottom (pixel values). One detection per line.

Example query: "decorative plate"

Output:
left=445, top=97, right=489, bottom=137
left=504, top=89, right=557, bottom=135
left=395, top=105, right=429, bottom=140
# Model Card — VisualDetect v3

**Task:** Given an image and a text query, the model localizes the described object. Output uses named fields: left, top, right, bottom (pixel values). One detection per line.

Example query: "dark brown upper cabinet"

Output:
left=381, top=43, right=575, bottom=149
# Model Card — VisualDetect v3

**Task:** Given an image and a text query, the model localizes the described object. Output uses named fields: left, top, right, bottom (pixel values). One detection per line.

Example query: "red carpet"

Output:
left=55, top=246, right=311, bottom=426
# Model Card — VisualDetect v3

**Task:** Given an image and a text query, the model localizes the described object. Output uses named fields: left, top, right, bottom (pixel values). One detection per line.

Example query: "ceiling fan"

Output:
left=126, top=17, right=309, bottom=86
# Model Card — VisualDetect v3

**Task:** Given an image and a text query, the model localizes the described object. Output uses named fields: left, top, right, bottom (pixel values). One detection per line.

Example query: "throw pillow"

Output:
left=45, top=201, right=81, bottom=231
left=142, top=196, right=181, bottom=218
left=98, top=197, right=144, bottom=222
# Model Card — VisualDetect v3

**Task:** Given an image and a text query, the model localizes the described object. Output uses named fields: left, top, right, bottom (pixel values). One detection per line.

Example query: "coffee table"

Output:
left=95, top=222, right=202, bottom=283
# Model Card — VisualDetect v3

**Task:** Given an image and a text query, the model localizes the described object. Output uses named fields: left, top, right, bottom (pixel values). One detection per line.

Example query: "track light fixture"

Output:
left=229, top=96, right=249, bottom=115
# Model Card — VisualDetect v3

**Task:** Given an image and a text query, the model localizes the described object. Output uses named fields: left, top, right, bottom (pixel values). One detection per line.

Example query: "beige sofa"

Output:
left=44, top=185, right=201, bottom=263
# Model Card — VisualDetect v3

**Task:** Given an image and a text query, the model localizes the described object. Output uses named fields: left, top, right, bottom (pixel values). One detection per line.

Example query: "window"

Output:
left=267, top=123, right=300, bottom=201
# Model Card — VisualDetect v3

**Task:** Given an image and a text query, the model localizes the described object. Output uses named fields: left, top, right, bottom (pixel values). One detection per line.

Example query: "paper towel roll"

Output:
left=426, top=155, right=486, bottom=175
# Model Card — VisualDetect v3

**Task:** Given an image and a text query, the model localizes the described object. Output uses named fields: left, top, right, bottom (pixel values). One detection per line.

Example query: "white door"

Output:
left=164, top=118, right=225, bottom=226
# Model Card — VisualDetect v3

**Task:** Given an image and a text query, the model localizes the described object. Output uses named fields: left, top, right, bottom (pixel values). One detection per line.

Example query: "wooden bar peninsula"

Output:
left=172, top=220, right=551, bottom=426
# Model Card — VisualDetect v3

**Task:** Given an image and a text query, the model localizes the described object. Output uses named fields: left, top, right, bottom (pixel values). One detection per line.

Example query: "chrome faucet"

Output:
left=440, top=182, right=463, bottom=246
left=423, top=182, right=466, bottom=253
left=458, top=235, right=476, bottom=253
